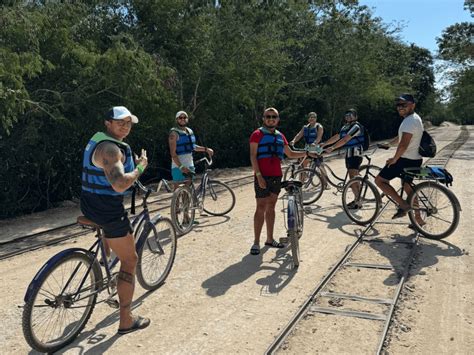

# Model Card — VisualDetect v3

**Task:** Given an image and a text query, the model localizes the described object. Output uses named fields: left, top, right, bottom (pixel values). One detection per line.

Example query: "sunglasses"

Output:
left=264, top=115, right=279, bottom=119
left=177, top=116, right=188, bottom=119
left=396, top=103, right=410, bottom=108
left=115, top=120, right=133, bottom=127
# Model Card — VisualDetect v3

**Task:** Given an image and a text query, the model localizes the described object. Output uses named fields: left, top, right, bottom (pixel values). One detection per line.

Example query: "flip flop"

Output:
left=250, top=244, right=260, bottom=255
left=264, top=240, right=285, bottom=248
left=118, top=316, right=151, bottom=335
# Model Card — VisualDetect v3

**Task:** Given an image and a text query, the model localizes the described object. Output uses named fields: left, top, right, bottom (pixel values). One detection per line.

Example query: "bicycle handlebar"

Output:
left=195, top=155, right=213, bottom=167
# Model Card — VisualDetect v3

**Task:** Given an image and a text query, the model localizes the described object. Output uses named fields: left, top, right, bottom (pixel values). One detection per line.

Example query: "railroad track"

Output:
left=266, top=126, right=468, bottom=354
left=0, top=148, right=348, bottom=260
left=0, top=174, right=256, bottom=260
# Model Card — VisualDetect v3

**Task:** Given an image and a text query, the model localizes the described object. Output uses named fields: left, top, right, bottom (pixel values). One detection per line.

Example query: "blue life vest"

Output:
left=303, top=124, right=320, bottom=144
left=171, top=127, right=196, bottom=155
left=257, top=128, right=285, bottom=160
left=81, top=132, right=135, bottom=196
left=339, top=122, right=364, bottom=148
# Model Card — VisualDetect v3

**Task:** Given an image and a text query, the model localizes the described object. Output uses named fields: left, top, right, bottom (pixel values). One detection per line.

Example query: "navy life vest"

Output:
left=257, top=128, right=285, bottom=160
left=340, top=122, right=364, bottom=149
left=171, top=127, right=196, bottom=155
left=82, top=132, right=135, bottom=196
left=303, top=123, right=321, bottom=145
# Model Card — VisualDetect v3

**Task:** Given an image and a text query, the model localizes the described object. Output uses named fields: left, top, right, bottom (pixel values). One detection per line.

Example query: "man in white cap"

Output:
left=80, top=106, right=150, bottom=334
left=168, top=110, right=214, bottom=189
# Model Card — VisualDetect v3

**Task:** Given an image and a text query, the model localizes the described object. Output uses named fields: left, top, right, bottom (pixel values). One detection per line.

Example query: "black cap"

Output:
left=396, top=94, right=415, bottom=103
left=344, top=108, right=357, bottom=117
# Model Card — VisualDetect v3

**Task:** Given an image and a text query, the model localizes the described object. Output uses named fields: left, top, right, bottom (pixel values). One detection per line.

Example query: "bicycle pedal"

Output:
left=279, top=237, right=289, bottom=244
left=105, top=298, right=119, bottom=309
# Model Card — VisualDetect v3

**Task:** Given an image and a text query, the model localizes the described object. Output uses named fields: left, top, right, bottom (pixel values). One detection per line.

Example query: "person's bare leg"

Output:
left=254, top=197, right=267, bottom=245
left=375, top=176, right=410, bottom=210
left=348, top=168, right=361, bottom=199
left=403, top=182, right=425, bottom=225
left=264, top=193, right=278, bottom=243
left=106, top=234, right=139, bottom=330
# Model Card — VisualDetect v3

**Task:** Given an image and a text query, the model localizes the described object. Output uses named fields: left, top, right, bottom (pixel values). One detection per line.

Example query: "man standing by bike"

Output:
left=168, top=110, right=214, bottom=189
left=249, top=107, right=314, bottom=255
left=320, top=108, right=366, bottom=208
left=375, top=94, right=424, bottom=220
left=81, top=106, right=150, bottom=334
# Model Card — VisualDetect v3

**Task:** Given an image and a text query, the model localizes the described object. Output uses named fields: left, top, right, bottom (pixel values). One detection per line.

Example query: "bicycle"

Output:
left=22, top=181, right=177, bottom=353
left=171, top=155, right=236, bottom=235
left=280, top=164, right=305, bottom=267
left=283, top=145, right=383, bottom=205
left=342, top=164, right=461, bottom=239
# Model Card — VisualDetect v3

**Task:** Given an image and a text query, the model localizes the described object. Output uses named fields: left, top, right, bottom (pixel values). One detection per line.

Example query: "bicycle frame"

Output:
left=24, top=181, right=159, bottom=305
left=181, top=156, right=213, bottom=212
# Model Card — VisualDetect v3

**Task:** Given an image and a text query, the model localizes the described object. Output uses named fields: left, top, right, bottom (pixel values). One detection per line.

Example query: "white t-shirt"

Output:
left=398, top=112, right=423, bottom=160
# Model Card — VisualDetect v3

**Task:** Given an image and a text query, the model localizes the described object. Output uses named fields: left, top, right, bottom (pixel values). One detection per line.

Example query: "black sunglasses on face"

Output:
left=396, top=103, right=410, bottom=108
left=264, top=115, right=278, bottom=119
left=178, top=116, right=188, bottom=119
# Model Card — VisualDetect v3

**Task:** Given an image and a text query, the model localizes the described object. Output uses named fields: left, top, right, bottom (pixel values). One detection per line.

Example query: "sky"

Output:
left=358, top=0, right=472, bottom=55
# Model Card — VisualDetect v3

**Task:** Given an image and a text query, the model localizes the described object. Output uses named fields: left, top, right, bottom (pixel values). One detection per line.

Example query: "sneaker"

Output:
left=347, top=200, right=362, bottom=210
left=392, top=207, right=411, bottom=219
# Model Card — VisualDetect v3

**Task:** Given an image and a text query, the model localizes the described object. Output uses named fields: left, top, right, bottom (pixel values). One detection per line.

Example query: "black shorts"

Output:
left=378, top=158, right=423, bottom=183
left=345, top=156, right=363, bottom=170
left=80, top=191, right=133, bottom=238
left=254, top=176, right=282, bottom=198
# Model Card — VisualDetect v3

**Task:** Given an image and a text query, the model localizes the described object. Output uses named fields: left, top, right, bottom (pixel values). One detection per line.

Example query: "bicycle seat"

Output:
left=77, top=216, right=101, bottom=229
left=281, top=180, right=303, bottom=189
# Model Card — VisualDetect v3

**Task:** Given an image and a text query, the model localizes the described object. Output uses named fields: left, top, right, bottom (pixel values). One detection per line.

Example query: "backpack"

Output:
left=419, top=130, right=436, bottom=158
left=428, top=166, right=453, bottom=187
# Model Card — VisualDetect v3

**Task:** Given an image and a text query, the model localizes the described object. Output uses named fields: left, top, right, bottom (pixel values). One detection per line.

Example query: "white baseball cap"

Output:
left=107, top=106, right=138, bottom=123
left=175, top=110, right=188, bottom=119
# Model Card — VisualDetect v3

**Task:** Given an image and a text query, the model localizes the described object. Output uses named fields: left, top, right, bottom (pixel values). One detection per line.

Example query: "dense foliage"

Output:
left=433, top=0, right=473, bottom=125
left=0, top=0, right=461, bottom=218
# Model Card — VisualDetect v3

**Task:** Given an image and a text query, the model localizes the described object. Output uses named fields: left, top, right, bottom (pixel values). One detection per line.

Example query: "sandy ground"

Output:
left=0, top=124, right=472, bottom=354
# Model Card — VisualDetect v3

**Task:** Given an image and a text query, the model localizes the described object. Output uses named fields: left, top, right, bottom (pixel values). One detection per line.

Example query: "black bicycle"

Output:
left=22, top=181, right=177, bottom=353
left=343, top=164, right=461, bottom=239
left=284, top=146, right=382, bottom=205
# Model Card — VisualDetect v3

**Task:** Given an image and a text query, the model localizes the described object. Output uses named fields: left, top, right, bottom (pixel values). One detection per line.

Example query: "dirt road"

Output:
left=0, top=124, right=472, bottom=354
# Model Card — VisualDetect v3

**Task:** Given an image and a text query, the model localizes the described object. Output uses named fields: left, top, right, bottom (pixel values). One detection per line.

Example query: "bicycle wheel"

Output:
left=203, top=180, right=236, bottom=216
left=22, top=251, right=102, bottom=353
left=171, top=185, right=195, bottom=235
left=342, top=177, right=381, bottom=225
left=408, top=181, right=460, bottom=239
left=283, top=164, right=292, bottom=181
left=137, top=216, right=177, bottom=290
left=288, top=199, right=300, bottom=267
left=294, top=168, right=324, bottom=205
left=296, top=190, right=304, bottom=237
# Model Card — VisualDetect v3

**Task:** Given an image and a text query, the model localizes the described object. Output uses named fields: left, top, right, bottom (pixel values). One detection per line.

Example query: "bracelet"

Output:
left=136, top=164, right=145, bottom=175
left=256, top=171, right=262, bottom=177
left=179, top=164, right=185, bottom=170
left=204, top=147, right=208, bottom=152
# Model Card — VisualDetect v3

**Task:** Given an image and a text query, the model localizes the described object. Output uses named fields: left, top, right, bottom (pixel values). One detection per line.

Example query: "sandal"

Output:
left=117, top=316, right=151, bottom=335
left=264, top=240, right=284, bottom=248
left=250, top=244, right=260, bottom=255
